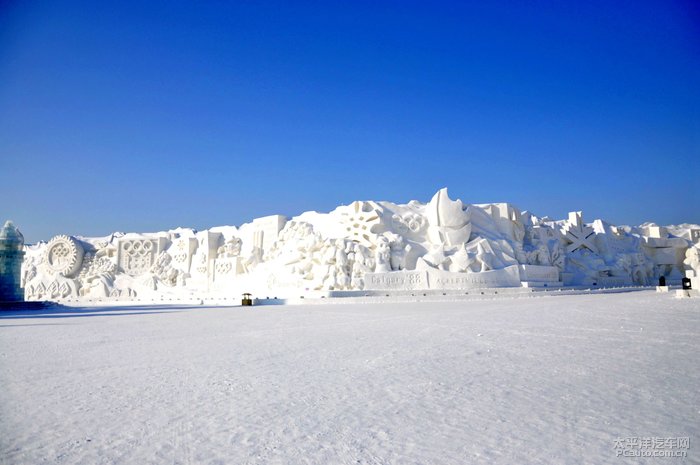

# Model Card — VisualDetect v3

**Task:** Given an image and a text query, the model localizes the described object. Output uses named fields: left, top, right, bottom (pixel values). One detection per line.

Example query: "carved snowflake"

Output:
left=339, top=201, right=385, bottom=248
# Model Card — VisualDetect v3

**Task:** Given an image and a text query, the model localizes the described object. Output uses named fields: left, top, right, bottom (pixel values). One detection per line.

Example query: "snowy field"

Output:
left=1, top=291, right=698, bottom=465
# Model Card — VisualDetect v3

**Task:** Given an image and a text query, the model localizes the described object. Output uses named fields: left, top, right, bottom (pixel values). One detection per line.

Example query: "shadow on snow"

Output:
left=0, top=303, right=214, bottom=319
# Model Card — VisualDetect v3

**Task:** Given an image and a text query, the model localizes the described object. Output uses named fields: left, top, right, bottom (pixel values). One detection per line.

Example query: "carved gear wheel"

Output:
left=44, top=235, right=84, bottom=277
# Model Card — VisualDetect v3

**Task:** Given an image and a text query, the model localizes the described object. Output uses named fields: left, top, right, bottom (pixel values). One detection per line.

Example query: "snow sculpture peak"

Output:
left=427, top=188, right=468, bottom=228
left=426, top=188, right=472, bottom=246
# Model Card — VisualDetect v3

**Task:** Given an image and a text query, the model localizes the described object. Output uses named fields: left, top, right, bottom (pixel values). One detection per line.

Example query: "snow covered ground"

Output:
left=1, top=291, right=698, bottom=465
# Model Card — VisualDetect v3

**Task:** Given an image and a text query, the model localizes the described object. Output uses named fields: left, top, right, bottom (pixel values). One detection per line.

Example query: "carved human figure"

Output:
left=337, top=240, right=355, bottom=289
left=244, top=246, right=263, bottom=272
left=335, top=268, right=351, bottom=289
left=335, top=240, right=349, bottom=271
left=534, top=243, right=552, bottom=266
left=382, top=232, right=410, bottom=271
left=684, top=246, right=700, bottom=276
left=317, top=240, right=343, bottom=290
left=351, top=259, right=365, bottom=289
left=150, top=252, right=179, bottom=286
left=350, top=245, right=370, bottom=286
left=217, top=237, right=242, bottom=258
left=374, top=236, right=392, bottom=273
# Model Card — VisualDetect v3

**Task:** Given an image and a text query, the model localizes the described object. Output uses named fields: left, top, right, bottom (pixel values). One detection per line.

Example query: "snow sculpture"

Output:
left=217, top=236, right=242, bottom=257
left=246, top=215, right=286, bottom=256
left=317, top=239, right=353, bottom=290
left=22, top=255, right=37, bottom=285
left=474, top=241, right=497, bottom=272
left=685, top=247, right=700, bottom=275
left=383, top=232, right=411, bottom=271
left=44, top=235, right=84, bottom=277
left=478, top=203, right=527, bottom=263
left=374, top=236, right=392, bottom=273
left=117, top=236, right=166, bottom=276
left=18, top=234, right=86, bottom=301
left=392, top=212, right=426, bottom=235
left=18, top=188, right=700, bottom=302
left=189, top=231, right=220, bottom=282
left=426, top=188, right=471, bottom=246
left=690, top=229, right=700, bottom=244
left=562, top=212, right=597, bottom=254
left=637, top=225, right=688, bottom=280
left=348, top=242, right=373, bottom=289
left=150, top=252, right=181, bottom=287
left=525, top=224, right=565, bottom=273
left=633, top=252, right=655, bottom=285
left=213, top=236, right=246, bottom=281
left=339, top=201, right=385, bottom=248
left=480, top=203, right=525, bottom=243
left=79, top=253, right=117, bottom=297
left=420, top=245, right=449, bottom=270
left=529, top=243, right=552, bottom=266
left=447, top=243, right=474, bottom=272
left=518, top=265, right=561, bottom=286
left=170, top=235, right=198, bottom=273
left=684, top=246, right=700, bottom=290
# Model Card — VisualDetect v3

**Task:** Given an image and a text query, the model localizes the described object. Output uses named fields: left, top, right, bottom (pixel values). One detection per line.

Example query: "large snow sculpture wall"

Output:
left=19, top=189, right=700, bottom=303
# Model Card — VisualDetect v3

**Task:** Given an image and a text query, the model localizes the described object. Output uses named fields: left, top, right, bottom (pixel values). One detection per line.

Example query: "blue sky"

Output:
left=1, top=0, right=698, bottom=243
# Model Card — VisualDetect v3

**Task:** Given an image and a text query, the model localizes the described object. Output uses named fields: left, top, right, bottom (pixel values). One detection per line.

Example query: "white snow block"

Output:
left=692, top=277, right=700, bottom=290
left=645, top=225, right=668, bottom=239
left=518, top=265, right=560, bottom=283
left=689, top=229, right=700, bottom=243
left=250, top=215, right=287, bottom=252
left=521, top=281, right=562, bottom=288
left=675, top=290, right=690, bottom=298
left=675, top=289, right=700, bottom=299
left=364, top=270, right=428, bottom=291
left=656, top=286, right=670, bottom=293
left=426, top=266, right=521, bottom=290
left=596, top=276, right=630, bottom=287
left=364, top=266, right=522, bottom=291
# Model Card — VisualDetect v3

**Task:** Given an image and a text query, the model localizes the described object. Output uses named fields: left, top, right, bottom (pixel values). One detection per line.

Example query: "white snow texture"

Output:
left=1, top=291, right=698, bottom=464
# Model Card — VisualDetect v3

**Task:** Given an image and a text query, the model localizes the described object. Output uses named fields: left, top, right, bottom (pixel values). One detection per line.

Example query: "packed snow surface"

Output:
left=1, top=291, right=698, bottom=465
